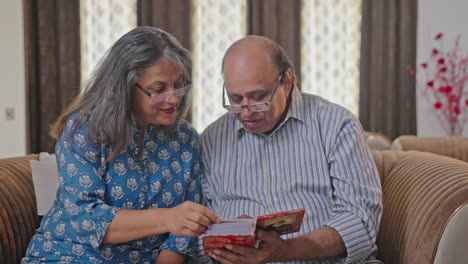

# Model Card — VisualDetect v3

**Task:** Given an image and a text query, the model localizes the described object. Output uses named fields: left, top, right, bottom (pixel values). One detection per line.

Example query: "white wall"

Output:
left=0, top=1, right=26, bottom=158
left=417, top=0, right=468, bottom=136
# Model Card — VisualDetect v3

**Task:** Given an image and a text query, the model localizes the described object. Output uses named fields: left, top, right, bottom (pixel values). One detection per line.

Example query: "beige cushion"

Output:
left=366, top=132, right=392, bottom=150
left=392, top=135, right=468, bottom=162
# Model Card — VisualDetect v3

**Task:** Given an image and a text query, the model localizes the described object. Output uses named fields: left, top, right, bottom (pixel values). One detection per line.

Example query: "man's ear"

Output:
left=284, top=69, right=294, bottom=92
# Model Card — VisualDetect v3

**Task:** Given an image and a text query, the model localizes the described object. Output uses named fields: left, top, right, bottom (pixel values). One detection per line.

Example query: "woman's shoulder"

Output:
left=58, top=112, right=101, bottom=150
left=176, top=119, right=200, bottom=138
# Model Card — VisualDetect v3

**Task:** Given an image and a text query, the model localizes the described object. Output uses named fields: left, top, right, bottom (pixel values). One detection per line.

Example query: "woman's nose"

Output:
left=164, top=91, right=180, bottom=104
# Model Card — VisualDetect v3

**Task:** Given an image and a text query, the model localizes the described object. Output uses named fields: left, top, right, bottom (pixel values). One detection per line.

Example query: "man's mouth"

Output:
left=242, top=119, right=260, bottom=126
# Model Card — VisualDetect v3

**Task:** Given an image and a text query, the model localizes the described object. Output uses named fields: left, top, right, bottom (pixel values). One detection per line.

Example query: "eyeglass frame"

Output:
left=222, top=71, right=285, bottom=113
left=135, top=83, right=192, bottom=103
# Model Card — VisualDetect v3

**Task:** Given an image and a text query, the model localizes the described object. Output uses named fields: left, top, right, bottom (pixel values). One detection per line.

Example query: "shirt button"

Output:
left=273, top=198, right=279, bottom=203
left=271, top=170, right=276, bottom=175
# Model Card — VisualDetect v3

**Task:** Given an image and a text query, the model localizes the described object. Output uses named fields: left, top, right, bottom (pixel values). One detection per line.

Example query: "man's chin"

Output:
left=243, top=123, right=268, bottom=134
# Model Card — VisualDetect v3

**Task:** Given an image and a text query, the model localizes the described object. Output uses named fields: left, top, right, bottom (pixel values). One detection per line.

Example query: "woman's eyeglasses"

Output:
left=136, top=83, right=191, bottom=103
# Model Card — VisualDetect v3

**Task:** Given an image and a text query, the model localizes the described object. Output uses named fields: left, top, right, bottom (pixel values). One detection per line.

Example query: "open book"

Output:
left=201, top=208, right=306, bottom=254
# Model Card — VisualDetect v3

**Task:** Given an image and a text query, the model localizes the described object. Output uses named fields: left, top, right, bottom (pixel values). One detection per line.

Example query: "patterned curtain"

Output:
left=80, top=0, right=137, bottom=86
left=301, top=0, right=362, bottom=116
left=190, top=0, right=247, bottom=132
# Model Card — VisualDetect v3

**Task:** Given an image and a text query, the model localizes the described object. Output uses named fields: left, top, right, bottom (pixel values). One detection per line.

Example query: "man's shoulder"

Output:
left=301, top=92, right=356, bottom=121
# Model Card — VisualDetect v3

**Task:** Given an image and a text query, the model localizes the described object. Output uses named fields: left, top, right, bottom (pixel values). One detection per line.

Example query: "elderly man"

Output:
left=200, top=35, right=382, bottom=264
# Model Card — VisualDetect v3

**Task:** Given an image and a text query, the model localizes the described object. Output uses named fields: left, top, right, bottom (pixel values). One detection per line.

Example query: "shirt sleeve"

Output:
left=160, top=126, right=203, bottom=256
left=54, top=119, right=121, bottom=251
left=325, top=118, right=383, bottom=263
left=199, top=130, right=215, bottom=208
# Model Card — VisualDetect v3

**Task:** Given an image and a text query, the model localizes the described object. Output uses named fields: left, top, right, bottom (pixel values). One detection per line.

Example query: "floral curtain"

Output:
left=301, top=0, right=362, bottom=116
left=191, top=0, right=247, bottom=132
left=80, top=0, right=137, bottom=86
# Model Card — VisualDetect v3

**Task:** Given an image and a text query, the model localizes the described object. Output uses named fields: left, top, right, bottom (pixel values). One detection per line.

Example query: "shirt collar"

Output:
left=234, top=85, right=306, bottom=138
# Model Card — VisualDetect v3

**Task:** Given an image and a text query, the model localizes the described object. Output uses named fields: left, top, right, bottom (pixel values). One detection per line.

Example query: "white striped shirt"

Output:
left=200, top=87, right=382, bottom=264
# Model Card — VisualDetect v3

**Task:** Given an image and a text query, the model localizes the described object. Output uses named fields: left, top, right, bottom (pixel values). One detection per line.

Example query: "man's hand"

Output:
left=166, top=201, right=221, bottom=237
left=209, top=230, right=290, bottom=264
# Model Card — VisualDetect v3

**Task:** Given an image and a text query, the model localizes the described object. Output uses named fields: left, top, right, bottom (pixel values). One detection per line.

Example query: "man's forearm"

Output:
left=280, top=226, right=346, bottom=261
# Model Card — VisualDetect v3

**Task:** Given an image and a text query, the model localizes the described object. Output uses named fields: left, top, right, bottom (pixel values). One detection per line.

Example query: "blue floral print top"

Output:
left=23, top=114, right=203, bottom=263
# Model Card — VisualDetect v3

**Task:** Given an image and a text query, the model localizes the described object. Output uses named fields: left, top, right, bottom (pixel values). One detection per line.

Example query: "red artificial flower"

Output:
left=410, top=32, right=468, bottom=135
left=449, top=94, right=458, bottom=102
left=445, top=86, right=453, bottom=94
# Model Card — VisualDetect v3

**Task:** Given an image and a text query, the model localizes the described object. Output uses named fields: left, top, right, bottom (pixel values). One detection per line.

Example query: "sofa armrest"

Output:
left=376, top=151, right=468, bottom=264
left=0, top=155, right=40, bottom=264
left=433, top=203, right=468, bottom=264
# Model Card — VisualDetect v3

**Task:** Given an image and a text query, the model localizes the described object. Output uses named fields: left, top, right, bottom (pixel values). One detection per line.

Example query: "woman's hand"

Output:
left=166, top=201, right=221, bottom=237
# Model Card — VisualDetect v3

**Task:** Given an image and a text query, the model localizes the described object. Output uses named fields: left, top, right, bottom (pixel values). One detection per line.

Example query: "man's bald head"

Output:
left=222, top=35, right=295, bottom=82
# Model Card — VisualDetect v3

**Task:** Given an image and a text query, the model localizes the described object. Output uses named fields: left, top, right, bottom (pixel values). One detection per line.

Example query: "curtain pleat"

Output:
left=24, top=0, right=81, bottom=153
left=359, top=0, right=418, bottom=140
left=248, top=0, right=301, bottom=84
left=137, top=0, right=191, bottom=50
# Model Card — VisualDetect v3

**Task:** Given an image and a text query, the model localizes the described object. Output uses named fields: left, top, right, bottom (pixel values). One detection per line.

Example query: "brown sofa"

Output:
left=1, top=152, right=468, bottom=264
left=392, top=135, right=468, bottom=162
left=0, top=155, right=39, bottom=264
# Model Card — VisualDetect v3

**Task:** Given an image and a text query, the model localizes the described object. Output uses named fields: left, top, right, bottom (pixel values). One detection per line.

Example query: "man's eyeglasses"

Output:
left=136, top=83, right=192, bottom=103
left=222, top=72, right=284, bottom=113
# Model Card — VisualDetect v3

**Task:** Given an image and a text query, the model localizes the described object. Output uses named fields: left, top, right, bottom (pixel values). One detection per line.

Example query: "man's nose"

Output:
left=238, top=105, right=253, bottom=116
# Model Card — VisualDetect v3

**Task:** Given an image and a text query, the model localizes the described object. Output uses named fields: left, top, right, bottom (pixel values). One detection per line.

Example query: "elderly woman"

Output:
left=22, top=26, right=220, bottom=263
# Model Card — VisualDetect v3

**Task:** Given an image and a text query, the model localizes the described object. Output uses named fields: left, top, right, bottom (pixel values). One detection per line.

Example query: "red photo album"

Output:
left=201, top=208, right=306, bottom=254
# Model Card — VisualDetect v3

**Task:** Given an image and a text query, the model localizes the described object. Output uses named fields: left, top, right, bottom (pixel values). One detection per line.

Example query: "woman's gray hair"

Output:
left=50, top=26, right=192, bottom=160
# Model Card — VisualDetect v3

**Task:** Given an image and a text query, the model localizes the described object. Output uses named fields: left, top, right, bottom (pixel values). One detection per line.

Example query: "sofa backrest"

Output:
left=392, top=135, right=468, bottom=162
left=372, top=150, right=468, bottom=264
left=0, top=155, right=39, bottom=264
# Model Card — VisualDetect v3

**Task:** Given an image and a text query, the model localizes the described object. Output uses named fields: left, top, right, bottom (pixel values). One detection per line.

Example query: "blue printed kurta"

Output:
left=23, top=115, right=202, bottom=263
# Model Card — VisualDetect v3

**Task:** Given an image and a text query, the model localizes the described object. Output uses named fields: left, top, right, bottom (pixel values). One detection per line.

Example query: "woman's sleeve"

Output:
left=160, top=127, right=202, bottom=256
left=53, top=120, right=121, bottom=251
